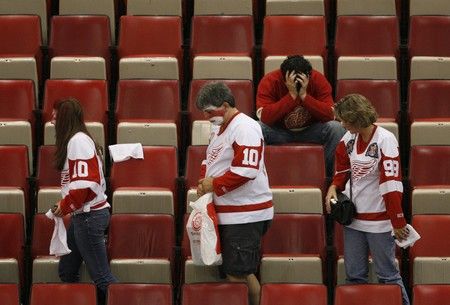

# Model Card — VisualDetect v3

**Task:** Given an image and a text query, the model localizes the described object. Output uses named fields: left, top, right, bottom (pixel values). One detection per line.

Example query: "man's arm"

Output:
left=300, top=71, right=334, bottom=122
left=256, top=71, right=300, bottom=126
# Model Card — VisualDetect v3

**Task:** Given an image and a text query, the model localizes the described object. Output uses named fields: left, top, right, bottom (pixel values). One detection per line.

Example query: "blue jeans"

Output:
left=343, top=226, right=410, bottom=305
left=259, top=120, right=345, bottom=179
left=59, top=208, right=117, bottom=303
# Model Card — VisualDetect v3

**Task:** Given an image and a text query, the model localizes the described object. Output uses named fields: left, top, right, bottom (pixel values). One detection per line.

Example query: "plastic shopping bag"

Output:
left=186, top=192, right=222, bottom=266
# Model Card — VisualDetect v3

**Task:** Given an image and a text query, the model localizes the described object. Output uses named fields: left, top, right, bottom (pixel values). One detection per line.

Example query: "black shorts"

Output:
left=218, top=220, right=271, bottom=277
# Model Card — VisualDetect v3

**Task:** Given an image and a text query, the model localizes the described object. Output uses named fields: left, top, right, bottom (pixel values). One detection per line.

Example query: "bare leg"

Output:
left=227, top=274, right=261, bottom=305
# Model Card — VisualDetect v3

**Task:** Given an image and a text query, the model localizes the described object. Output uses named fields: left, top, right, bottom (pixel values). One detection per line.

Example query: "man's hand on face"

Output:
left=285, top=70, right=299, bottom=100
left=296, top=72, right=309, bottom=100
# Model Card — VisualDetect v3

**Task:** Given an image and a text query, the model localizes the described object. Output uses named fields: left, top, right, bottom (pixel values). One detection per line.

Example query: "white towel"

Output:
left=45, top=209, right=71, bottom=257
left=393, top=224, right=421, bottom=249
left=108, top=143, right=144, bottom=162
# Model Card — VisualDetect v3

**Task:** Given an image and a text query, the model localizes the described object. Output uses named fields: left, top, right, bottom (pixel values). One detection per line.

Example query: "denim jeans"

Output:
left=259, top=120, right=345, bottom=179
left=59, top=208, right=117, bottom=303
left=343, top=226, right=410, bottom=305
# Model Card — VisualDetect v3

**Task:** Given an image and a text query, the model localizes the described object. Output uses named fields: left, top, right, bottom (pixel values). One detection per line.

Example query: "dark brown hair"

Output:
left=54, top=98, right=100, bottom=170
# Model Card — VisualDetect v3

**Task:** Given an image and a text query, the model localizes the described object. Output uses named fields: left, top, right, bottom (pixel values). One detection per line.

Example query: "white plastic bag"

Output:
left=186, top=193, right=222, bottom=266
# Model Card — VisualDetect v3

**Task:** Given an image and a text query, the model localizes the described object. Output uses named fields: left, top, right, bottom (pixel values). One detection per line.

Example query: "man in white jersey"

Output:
left=325, top=94, right=410, bottom=305
left=196, top=82, right=273, bottom=305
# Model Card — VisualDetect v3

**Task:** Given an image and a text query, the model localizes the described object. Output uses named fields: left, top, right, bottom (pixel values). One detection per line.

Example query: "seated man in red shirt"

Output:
left=256, top=55, right=345, bottom=179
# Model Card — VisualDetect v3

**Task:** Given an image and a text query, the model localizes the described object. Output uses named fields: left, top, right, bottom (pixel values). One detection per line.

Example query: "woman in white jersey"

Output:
left=196, top=82, right=273, bottom=305
left=325, top=94, right=410, bottom=305
left=52, top=99, right=116, bottom=305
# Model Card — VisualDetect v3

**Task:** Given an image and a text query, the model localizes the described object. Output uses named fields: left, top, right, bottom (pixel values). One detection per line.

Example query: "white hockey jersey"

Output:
left=60, top=132, right=109, bottom=215
left=333, top=126, right=406, bottom=233
left=203, top=113, right=274, bottom=225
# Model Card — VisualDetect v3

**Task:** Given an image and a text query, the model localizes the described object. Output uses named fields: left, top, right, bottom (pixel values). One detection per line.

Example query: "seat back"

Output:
left=260, top=283, right=327, bottom=305
left=116, top=80, right=180, bottom=122
left=413, top=284, right=450, bottom=305
left=108, top=214, right=174, bottom=260
left=336, top=80, right=399, bottom=119
left=0, top=15, right=42, bottom=56
left=262, top=214, right=326, bottom=258
left=182, top=283, right=249, bottom=305
left=334, top=284, right=402, bottom=305
left=264, top=145, right=325, bottom=191
left=59, top=0, right=116, bottom=44
left=335, top=16, right=399, bottom=59
left=42, top=79, right=109, bottom=147
left=409, top=16, right=450, bottom=58
left=0, top=214, right=24, bottom=285
left=0, top=284, right=20, bottom=305
left=49, top=16, right=111, bottom=59
left=110, top=146, right=177, bottom=192
left=118, top=16, right=182, bottom=63
left=409, top=146, right=450, bottom=187
left=262, top=16, right=327, bottom=62
left=30, top=283, right=97, bottom=305
left=107, top=283, right=173, bottom=305
left=0, top=146, right=29, bottom=215
left=410, top=215, right=450, bottom=284
left=191, top=15, right=254, bottom=58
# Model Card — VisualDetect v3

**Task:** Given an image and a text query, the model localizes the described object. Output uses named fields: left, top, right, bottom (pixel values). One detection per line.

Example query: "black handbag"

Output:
left=331, top=158, right=357, bottom=225
left=331, top=192, right=357, bottom=225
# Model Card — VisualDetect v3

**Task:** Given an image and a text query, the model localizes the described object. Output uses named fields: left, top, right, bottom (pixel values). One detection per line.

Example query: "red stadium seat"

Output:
left=336, top=79, right=400, bottom=139
left=334, top=284, right=402, bottom=305
left=413, top=284, right=450, bottom=305
left=41, top=79, right=109, bottom=149
left=335, top=16, right=399, bottom=59
left=261, top=214, right=326, bottom=283
left=0, top=214, right=25, bottom=287
left=264, top=145, right=325, bottom=191
left=409, top=146, right=450, bottom=215
left=117, top=16, right=183, bottom=80
left=35, top=145, right=60, bottom=213
left=408, top=80, right=450, bottom=146
left=409, top=146, right=450, bottom=187
left=182, top=283, right=249, bottom=305
left=49, top=15, right=112, bottom=79
left=260, top=283, right=327, bottom=305
left=31, top=213, right=72, bottom=283
left=115, top=79, right=181, bottom=147
left=0, top=15, right=42, bottom=81
left=0, top=80, right=36, bottom=168
left=190, top=15, right=254, bottom=59
left=0, top=146, right=29, bottom=216
left=408, top=16, right=450, bottom=59
left=30, top=283, right=97, bottom=305
left=0, top=284, right=20, bottom=305
left=264, top=145, right=326, bottom=213
left=109, top=146, right=178, bottom=215
left=107, top=214, right=175, bottom=283
left=410, top=215, right=450, bottom=284
left=262, top=16, right=327, bottom=66
left=107, top=283, right=172, bottom=305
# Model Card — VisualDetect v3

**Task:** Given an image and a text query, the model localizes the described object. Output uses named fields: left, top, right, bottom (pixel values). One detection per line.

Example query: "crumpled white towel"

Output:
left=45, top=209, right=71, bottom=256
left=108, top=143, right=144, bottom=162
left=392, top=224, right=421, bottom=249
